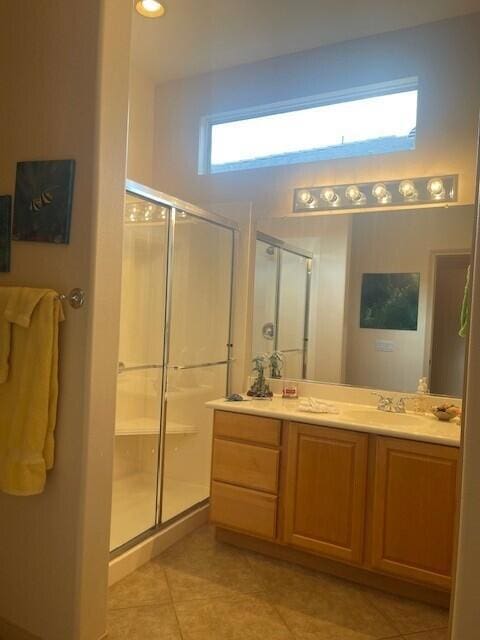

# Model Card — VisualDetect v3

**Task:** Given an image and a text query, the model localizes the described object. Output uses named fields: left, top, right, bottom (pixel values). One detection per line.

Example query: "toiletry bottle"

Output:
left=415, top=377, right=429, bottom=414
left=282, top=380, right=298, bottom=399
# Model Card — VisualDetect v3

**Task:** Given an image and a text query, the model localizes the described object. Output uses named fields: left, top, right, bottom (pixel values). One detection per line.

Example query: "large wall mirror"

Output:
left=251, top=205, right=474, bottom=397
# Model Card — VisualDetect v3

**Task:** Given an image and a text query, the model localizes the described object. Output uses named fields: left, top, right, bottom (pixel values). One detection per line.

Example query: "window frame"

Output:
left=198, top=77, right=419, bottom=175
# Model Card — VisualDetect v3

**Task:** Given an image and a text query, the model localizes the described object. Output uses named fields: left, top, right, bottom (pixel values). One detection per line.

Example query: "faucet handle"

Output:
left=394, top=396, right=414, bottom=412
left=372, top=392, right=394, bottom=410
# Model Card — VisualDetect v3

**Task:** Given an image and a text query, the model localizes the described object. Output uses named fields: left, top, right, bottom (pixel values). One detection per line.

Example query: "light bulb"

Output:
left=372, top=183, right=392, bottom=204
left=135, top=0, right=166, bottom=18
left=427, top=178, right=445, bottom=199
left=144, top=205, right=153, bottom=221
left=297, top=190, right=314, bottom=206
left=399, top=180, right=418, bottom=200
left=320, top=188, right=340, bottom=206
left=126, top=203, right=139, bottom=222
left=345, top=185, right=365, bottom=204
left=372, top=183, right=387, bottom=199
left=320, top=187, right=336, bottom=203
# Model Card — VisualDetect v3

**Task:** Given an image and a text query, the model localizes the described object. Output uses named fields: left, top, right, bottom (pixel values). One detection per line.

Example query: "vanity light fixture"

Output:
left=135, top=0, right=166, bottom=18
left=293, top=175, right=458, bottom=213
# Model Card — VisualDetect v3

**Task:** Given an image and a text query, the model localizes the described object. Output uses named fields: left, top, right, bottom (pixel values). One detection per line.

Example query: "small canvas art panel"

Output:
left=360, top=272, right=420, bottom=331
left=13, top=160, right=75, bottom=244
left=0, top=195, right=12, bottom=272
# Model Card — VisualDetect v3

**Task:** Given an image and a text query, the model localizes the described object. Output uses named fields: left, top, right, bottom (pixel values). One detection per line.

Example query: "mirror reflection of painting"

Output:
left=13, top=159, right=75, bottom=244
left=0, top=195, right=12, bottom=273
left=360, top=273, right=420, bottom=330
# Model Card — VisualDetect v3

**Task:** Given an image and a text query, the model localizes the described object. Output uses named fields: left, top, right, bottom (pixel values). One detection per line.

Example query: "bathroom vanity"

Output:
left=207, top=398, right=460, bottom=601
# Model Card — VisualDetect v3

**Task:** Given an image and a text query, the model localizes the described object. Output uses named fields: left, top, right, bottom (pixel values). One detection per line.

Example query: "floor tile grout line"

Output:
left=163, top=568, right=186, bottom=640
left=359, top=590, right=406, bottom=636
left=108, top=600, right=171, bottom=612
left=267, top=600, right=297, bottom=639
left=401, top=627, right=449, bottom=638
left=169, top=588, right=268, bottom=606
left=363, top=591, right=449, bottom=638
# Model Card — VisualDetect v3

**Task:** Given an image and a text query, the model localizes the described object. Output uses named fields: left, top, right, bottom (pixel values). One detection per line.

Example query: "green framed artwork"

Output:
left=360, top=273, right=420, bottom=331
left=13, top=159, right=75, bottom=244
left=0, top=195, right=12, bottom=272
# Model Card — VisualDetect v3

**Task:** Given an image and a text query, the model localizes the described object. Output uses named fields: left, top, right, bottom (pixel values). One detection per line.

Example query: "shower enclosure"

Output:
left=252, top=232, right=312, bottom=379
left=110, top=181, right=236, bottom=552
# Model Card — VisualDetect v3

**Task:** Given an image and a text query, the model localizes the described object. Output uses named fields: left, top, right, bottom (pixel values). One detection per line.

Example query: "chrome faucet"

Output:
left=372, top=393, right=411, bottom=413
left=394, top=397, right=410, bottom=414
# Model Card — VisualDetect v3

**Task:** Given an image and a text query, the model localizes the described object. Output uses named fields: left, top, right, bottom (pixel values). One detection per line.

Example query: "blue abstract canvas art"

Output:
left=13, top=159, right=75, bottom=244
left=0, top=195, right=12, bottom=272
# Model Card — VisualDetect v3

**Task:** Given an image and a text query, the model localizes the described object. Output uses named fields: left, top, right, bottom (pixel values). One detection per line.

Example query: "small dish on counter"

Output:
left=432, top=403, right=461, bottom=422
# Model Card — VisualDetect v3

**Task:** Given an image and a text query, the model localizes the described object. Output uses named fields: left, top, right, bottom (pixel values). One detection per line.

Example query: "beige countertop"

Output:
left=206, top=396, right=461, bottom=447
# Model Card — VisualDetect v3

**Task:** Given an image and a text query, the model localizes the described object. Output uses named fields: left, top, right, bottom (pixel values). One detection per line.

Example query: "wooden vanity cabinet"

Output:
left=283, top=422, right=369, bottom=564
left=210, top=410, right=459, bottom=591
left=369, top=436, right=459, bottom=589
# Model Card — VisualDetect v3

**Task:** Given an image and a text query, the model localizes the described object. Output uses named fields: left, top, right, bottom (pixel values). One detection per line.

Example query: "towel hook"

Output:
left=58, top=288, right=86, bottom=309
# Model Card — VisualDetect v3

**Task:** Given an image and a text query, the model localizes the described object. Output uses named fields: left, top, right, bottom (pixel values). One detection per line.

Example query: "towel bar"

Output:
left=58, top=288, right=85, bottom=309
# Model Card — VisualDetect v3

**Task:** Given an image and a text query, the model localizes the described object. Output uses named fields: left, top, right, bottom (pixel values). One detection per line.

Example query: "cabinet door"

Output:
left=371, top=437, right=458, bottom=589
left=284, top=423, right=369, bottom=564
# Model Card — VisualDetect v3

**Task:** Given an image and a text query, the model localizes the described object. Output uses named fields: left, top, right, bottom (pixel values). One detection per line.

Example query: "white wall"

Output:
left=127, top=67, right=156, bottom=185
left=0, top=2, right=131, bottom=639
left=345, top=206, right=474, bottom=393
left=152, top=14, right=480, bottom=216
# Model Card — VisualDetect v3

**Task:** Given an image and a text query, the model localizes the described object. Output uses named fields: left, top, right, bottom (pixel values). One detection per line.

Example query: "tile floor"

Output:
left=108, top=526, right=449, bottom=640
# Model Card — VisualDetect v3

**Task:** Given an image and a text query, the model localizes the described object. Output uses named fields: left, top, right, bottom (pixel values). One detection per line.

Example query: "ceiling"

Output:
left=131, top=0, right=480, bottom=84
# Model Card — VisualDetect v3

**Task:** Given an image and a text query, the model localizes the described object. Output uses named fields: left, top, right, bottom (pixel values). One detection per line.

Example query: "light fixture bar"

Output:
left=293, top=175, right=458, bottom=213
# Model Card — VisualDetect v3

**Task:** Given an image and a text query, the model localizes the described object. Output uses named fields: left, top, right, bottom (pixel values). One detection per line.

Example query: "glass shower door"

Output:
left=252, top=240, right=278, bottom=358
left=161, top=210, right=234, bottom=522
left=110, top=195, right=169, bottom=551
left=277, top=250, right=310, bottom=379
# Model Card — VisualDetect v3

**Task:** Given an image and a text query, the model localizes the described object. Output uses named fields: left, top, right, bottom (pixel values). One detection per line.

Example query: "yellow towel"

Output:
left=0, top=289, right=11, bottom=383
left=0, top=287, right=64, bottom=496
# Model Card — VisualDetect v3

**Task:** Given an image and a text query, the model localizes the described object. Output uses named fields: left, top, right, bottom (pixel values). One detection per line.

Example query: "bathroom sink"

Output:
left=342, top=408, right=424, bottom=428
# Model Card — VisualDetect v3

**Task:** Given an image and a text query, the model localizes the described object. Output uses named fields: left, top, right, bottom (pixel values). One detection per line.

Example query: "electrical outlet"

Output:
left=375, top=340, right=395, bottom=352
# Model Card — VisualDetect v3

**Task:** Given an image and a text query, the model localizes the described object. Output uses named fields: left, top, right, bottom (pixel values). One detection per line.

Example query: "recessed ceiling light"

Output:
left=135, top=0, right=165, bottom=18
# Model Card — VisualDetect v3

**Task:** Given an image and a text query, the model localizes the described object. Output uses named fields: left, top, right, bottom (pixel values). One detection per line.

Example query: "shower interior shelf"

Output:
left=115, top=417, right=199, bottom=436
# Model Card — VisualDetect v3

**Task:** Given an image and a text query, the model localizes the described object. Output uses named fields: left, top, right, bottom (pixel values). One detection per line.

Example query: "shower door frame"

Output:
left=111, top=180, right=238, bottom=558
left=255, top=231, right=313, bottom=379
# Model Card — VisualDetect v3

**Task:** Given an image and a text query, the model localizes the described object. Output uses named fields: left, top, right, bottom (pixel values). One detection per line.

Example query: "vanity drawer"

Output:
left=214, top=410, right=281, bottom=447
left=212, top=439, right=280, bottom=493
left=211, top=481, right=277, bottom=539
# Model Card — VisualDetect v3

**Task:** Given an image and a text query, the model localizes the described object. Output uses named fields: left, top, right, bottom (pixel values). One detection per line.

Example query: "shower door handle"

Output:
left=167, top=359, right=236, bottom=371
